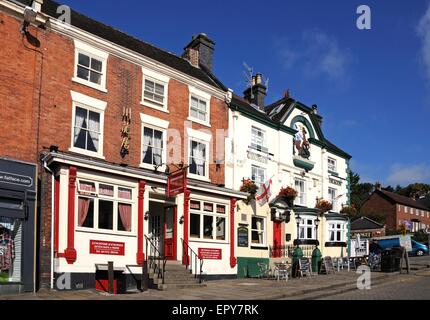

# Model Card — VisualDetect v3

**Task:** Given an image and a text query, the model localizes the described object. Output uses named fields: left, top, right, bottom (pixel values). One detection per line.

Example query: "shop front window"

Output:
left=77, top=180, right=134, bottom=234
left=189, top=200, right=227, bottom=241
left=0, top=217, right=22, bottom=283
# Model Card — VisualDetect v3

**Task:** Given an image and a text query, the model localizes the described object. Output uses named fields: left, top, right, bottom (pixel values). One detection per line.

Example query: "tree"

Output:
left=349, top=171, right=375, bottom=212
left=396, top=183, right=430, bottom=199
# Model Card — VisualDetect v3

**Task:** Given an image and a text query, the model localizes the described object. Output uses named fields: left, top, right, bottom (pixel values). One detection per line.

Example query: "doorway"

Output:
left=148, top=201, right=177, bottom=260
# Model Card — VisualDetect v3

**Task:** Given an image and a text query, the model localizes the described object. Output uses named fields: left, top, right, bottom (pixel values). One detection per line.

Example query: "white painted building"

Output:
left=225, top=77, right=352, bottom=276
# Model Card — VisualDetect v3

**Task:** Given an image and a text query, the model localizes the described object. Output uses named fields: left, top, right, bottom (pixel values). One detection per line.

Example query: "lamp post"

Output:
left=292, top=213, right=304, bottom=278
left=312, top=217, right=322, bottom=274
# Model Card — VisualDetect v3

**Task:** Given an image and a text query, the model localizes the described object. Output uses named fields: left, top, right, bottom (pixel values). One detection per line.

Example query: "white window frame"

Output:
left=140, top=113, right=169, bottom=171
left=188, top=86, right=211, bottom=127
left=72, top=40, right=109, bottom=92
left=250, top=127, right=268, bottom=153
left=75, top=179, right=136, bottom=236
left=328, top=187, right=338, bottom=212
left=251, top=165, right=266, bottom=189
left=188, top=199, right=228, bottom=243
left=187, top=128, right=212, bottom=182
left=69, top=91, right=106, bottom=159
left=299, top=217, right=317, bottom=240
left=328, top=157, right=337, bottom=173
left=294, top=179, right=306, bottom=206
left=327, top=222, right=346, bottom=242
left=141, top=66, right=170, bottom=113
left=251, top=216, right=266, bottom=247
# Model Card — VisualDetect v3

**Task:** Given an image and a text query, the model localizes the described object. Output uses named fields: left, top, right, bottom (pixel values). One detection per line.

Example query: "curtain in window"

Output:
left=74, top=108, right=86, bottom=145
left=142, top=128, right=152, bottom=164
left=193, top=143, right=205, bottom=176
left=119, top=188, right=132, bottom=200
left=118, top=204, right=132, bottom=232
left=78, top=198, right=90, bottom=226
left=256, top=219, right=264, bottom=243
left=99, top=185, right=114, bottom=197
left=88, top=112, right=100, bottom=152
left=153, top=130, right=163, bottom=166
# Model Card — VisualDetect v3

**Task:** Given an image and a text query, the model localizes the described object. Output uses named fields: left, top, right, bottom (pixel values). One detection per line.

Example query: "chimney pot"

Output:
left=244, top=73, right=267, bottom=108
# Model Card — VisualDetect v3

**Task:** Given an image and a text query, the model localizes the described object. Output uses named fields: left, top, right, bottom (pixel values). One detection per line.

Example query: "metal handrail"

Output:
left=181, top=238, right=204, bottom=284
left=145, top=235, right=167, bottom=284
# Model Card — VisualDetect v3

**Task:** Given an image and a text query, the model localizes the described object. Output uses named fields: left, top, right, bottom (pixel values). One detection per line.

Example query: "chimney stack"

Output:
left=183, top=33, right=215, bottom=72
left=32, top=0, right=43, bottom=11
left=243, top=73, right=267, bottom=108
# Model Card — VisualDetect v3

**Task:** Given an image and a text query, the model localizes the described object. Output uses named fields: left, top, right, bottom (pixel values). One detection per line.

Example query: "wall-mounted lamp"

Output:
left=144, top=211, right=150, bottom=221
left=179, top=216, right=185, bottom=224
left=21, top=6, right=38, bottom=35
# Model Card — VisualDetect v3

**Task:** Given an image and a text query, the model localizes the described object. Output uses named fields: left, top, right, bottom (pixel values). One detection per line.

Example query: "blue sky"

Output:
left=59, top=0, right=430, bottom=186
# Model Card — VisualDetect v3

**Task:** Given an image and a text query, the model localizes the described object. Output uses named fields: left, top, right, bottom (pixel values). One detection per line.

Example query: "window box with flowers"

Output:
left=240, top=179, right=258, bottom=204
left=315, top=199, right=333, bottom=215
left=278, top=186, right=298, bottom=208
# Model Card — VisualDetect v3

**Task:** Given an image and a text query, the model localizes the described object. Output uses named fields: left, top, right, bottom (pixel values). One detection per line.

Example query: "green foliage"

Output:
left=396, top=183, right=430, bottom=199
left=349, top=171, right=375, bottom=212
left=413, top=230, right=430, bottom=244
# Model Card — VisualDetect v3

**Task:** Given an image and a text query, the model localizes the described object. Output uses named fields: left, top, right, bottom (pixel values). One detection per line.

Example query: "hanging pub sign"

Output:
left=167, top=169, right=187, bottom=197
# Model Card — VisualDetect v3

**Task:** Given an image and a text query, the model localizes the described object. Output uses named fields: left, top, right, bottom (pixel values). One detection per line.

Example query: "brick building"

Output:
left=0, top=0, right=246, bottom=293
left=361, top=189, right=430, bottom=233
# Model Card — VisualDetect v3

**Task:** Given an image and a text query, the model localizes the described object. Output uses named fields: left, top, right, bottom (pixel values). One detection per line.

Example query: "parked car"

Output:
left=372, top=237, right=429, bottom=256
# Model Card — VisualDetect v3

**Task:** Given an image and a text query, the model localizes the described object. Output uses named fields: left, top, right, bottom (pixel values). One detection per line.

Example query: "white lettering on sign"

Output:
left=0, top=171, right=33, bottom=188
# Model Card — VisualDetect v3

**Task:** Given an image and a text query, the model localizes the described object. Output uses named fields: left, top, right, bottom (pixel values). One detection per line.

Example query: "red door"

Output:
left=164, top=206, right=177, bottom=260
left=273, top=222, right=282, bottom=258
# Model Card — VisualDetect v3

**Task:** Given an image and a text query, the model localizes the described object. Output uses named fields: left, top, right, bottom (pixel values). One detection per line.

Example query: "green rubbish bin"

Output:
left=292, top=247, right=303, bottom=278
left=311, top=248, right=322, bottom=273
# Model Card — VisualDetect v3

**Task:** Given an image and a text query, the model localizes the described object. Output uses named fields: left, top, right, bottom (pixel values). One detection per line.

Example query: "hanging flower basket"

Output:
left=315, top=199, right=333, bottom=214
left=340, top=205, right=357, bottom=215
left=240, top=179, right=258, bottom=204
left=278, top=187, right=298, bottom=207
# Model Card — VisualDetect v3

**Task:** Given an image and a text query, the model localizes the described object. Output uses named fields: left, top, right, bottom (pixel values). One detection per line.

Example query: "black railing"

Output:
left=181, top=238, right=204, bottom=284
left=269, top=245, right=315, bottom=258
left=145, top=235, right=166, bottom=285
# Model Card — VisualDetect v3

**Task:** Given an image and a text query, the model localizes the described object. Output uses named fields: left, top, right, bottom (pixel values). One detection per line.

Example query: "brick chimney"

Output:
left=243, top=73, right=267, bottom=108
left=183, top=33, right=215, bottom=71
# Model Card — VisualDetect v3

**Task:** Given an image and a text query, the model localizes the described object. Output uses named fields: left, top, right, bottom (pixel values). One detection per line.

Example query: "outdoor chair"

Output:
left=274, top=262, right=291, bottom=282
left=320, top=256, right=336, bottom=275
left=256, top=262, right=272, bottom=279
left=339, top=257, right=356, bottom=271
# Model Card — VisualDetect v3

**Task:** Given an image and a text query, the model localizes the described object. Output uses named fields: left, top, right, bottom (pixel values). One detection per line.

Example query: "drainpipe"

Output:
left=41, top=153, right=54, bottom=290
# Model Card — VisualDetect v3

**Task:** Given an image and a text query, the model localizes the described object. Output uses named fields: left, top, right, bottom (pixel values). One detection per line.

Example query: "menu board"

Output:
left=237, top=227, right=249, bottom=247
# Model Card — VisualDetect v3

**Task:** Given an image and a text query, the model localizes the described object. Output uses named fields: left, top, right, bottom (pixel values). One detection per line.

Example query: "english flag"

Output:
left=256, top=179, right=273, bottom=206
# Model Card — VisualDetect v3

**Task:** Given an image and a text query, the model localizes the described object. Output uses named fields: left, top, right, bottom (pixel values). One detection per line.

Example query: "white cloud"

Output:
left=417, top=2, right=430, bottom=80
left=386, top=164, right=430, bottom=186
left=276, top=31, right=352, bottom=82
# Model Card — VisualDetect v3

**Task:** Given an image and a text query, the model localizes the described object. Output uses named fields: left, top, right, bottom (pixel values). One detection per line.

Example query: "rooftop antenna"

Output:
left=243, top=62, right=254, bottom=99
left=264, top=76, right=270, bottom=95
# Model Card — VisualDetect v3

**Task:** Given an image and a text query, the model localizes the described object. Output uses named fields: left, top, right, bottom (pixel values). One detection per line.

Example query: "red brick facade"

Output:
left=361, top=192, right=430, bottom=232
left=0, top=10, right=229, bottom=288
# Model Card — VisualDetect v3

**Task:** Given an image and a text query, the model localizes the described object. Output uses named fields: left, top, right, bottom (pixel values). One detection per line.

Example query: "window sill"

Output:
left=140, top=101, right=169, bottom=114
left=188, top=239, right=229, bottom=245
left=187, top=117, right=211, bottom=128
left=72, top=77, right=108, bottom=93
left=75, top=228, right=137, bottom=238
left=250, top=245, right=268, bottom=250
left=188, top=173, right=211, bottom=183
left=325, top=241, right=347, bottom=247
left=69, top=147, right=106, bottom=160
left=328, top=170, right=339, bottom=176
left=139, top=163, right=167, bottom=172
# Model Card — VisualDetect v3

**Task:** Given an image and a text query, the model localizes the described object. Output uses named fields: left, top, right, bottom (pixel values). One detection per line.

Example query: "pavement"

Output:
left=1, top=256, right=429, bottom=300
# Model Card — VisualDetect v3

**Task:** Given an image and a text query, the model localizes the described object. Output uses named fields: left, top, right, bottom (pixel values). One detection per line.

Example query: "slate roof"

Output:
left=377, top=189, right=430, bottom=211
left=231, top=94, right=352, bottom=159
left=351, top=216, right=384, bottom=231
left=10, top=0, right=226, bottom=90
